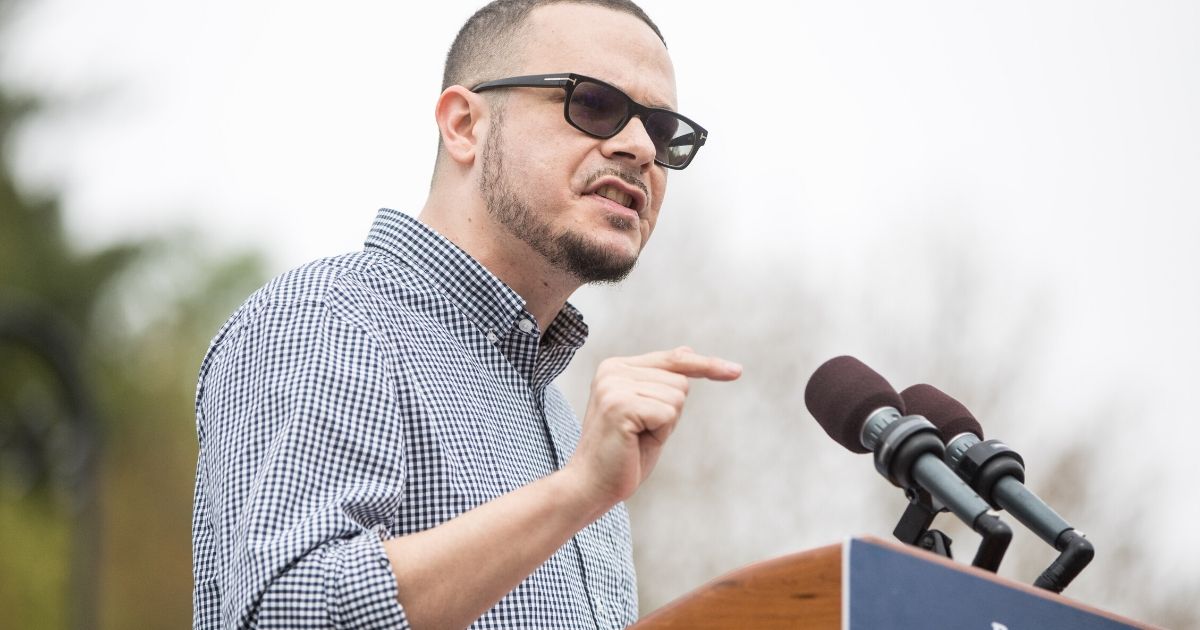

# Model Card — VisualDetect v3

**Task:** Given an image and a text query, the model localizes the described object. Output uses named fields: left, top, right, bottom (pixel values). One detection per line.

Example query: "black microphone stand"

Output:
left=893, top=487, right=954, bottom=559
left=877, top=417, right=1011, bottom=572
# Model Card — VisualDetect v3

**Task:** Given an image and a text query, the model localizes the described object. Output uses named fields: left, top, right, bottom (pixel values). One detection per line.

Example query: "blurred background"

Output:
left=1, top=0, right=1197, bottom=627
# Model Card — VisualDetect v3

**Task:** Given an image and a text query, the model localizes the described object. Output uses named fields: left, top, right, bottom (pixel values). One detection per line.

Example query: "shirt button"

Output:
left=486, top=331, right=498, bottom=343
left=518, top=318, right=535, bottom=333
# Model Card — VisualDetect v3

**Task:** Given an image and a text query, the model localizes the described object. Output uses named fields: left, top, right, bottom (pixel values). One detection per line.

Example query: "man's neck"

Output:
left=417, top=199, right=580, bottom=335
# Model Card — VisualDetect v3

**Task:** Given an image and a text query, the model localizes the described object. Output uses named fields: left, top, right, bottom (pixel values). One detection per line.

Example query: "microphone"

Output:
left=805, top=356, right=1011, bottom=570
left=899, top=383, right=1094, bottom=593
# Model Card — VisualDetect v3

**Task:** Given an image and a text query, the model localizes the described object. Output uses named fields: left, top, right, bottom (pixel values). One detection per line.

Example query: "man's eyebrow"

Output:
left=631, top=92, right=675, bottom=111
left=632, top=88, right=675, bottom=111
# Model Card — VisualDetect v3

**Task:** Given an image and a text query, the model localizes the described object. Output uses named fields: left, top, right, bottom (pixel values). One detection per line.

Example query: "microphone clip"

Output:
left=893, top=486, right=954, bottom=560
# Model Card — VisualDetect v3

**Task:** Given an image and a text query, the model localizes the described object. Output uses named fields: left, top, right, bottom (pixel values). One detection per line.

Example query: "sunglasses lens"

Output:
left=566, top=78, right=703, bottom=169
left=568, top=81, right=628, bottom=136
left=645, top=112, right=697, bottom=168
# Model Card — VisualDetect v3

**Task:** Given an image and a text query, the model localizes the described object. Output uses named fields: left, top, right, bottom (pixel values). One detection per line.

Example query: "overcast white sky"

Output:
left=3, top=0, right=1199, bottom=620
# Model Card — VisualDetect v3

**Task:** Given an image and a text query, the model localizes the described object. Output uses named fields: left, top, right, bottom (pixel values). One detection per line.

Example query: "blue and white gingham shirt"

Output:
left=192, top=208, right=638, bottom=629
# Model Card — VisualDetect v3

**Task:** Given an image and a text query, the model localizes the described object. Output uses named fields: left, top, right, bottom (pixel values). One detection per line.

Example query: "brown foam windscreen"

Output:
left=804, top=355, right=904, bottom=454
left=899, top=383, right=984, bottom=441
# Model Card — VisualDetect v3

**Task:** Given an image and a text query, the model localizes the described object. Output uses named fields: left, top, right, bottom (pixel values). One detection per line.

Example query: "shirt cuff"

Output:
left=327, top=530, right=410, bottom=629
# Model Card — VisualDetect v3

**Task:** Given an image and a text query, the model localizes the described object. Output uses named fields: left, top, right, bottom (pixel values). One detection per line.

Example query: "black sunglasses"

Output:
left=470, top=73, right=707, bottom=170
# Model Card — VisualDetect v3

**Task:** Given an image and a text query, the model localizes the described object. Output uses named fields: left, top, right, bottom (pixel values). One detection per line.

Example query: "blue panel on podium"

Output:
left=847, top=539, right=1135, bottom=630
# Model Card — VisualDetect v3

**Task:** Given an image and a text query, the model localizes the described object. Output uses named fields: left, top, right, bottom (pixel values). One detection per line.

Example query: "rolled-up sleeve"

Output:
left=193, top=287, right=410, bottom=629
left=254, top=531, right=406, bottom=628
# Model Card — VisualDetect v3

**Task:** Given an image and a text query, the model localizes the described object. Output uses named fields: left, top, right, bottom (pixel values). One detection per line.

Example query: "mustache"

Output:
left=584, top=167, right=649, bottom=201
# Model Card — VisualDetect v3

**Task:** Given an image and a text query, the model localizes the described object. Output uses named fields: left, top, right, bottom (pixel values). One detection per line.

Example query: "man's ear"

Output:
left=435, top=86, right=488, bottom=166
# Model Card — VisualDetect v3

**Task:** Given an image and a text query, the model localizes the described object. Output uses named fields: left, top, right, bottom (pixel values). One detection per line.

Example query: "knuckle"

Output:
left=648, top=408, right=672, bottom=427
left=594, top=359, right=624, bottom=384
left=595, top=385, right=620, bottom=409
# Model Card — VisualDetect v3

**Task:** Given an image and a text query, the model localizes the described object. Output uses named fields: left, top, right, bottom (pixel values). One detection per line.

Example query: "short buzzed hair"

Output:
left=442, top=0, right=666, bottom=91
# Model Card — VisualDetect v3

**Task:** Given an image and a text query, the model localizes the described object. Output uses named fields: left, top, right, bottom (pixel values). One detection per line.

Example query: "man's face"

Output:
left=478, top=3, right=677, bottom=283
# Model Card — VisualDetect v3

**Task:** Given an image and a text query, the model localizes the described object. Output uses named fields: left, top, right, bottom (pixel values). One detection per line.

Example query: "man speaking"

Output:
left=191, top=1, right=741, bottom=628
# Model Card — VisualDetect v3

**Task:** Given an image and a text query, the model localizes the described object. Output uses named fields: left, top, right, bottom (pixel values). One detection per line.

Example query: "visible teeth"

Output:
left=596, top=185, right=634, bottom=209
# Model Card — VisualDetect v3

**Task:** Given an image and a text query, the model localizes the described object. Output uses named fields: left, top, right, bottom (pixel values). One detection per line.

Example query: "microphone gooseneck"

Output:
left=899, top=383, right=1095, bottom=593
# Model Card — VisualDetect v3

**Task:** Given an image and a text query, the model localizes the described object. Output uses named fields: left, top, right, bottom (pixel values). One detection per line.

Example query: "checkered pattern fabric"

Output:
left=193, top=208, right=638, bottom=629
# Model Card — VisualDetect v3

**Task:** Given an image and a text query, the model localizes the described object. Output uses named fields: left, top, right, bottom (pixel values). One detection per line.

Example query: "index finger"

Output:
left=626, top=347, right=743, bottom=381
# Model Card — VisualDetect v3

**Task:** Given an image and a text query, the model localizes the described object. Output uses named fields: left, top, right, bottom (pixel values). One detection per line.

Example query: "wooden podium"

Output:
left=631, top=537, right=1155, bottom=629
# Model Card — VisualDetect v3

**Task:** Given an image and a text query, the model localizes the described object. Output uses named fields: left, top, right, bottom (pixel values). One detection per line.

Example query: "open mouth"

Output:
left=585, top=176, right=647, bottom=216
left=595, top=184, right=636, bottom=210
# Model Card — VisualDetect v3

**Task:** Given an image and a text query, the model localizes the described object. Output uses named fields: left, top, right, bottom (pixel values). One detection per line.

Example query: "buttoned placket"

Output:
left=575, top=518, right=618, bottom=629
left=493, top=314, right=614, bottom=629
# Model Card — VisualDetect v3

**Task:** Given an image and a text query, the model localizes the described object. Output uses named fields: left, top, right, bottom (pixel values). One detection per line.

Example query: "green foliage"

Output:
left=0, top=69, right=268, bottom=627
left=0, top=487, right=69, bottom=629
left=0, top=99, right=142, bottom=328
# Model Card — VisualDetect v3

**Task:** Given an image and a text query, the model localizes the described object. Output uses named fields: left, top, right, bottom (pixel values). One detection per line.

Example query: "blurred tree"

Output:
left=0, top=58, right=267, bottom=629
left=0, top=79, right=127, bottom=630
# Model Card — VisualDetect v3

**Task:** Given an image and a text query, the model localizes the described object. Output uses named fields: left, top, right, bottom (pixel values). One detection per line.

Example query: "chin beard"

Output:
left=479, top=116, right=639, bottom=284
left=550, top=220, right=639, bottom=284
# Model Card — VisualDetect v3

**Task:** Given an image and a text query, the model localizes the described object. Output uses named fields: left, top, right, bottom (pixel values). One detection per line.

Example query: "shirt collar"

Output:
left=543, top=301, right=588, bottom=350
left=363, top=208, right=587, bottom=349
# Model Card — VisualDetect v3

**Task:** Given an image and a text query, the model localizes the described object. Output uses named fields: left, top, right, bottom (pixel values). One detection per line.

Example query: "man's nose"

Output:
left=600, top=117, right=657, bottom=168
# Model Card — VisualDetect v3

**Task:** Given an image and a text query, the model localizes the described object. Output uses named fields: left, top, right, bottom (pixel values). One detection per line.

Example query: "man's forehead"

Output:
left=520, top=3, right=677, bottom=109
